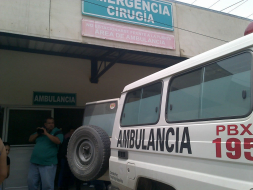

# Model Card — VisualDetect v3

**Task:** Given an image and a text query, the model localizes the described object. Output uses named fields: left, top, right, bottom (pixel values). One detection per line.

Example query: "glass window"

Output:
left=167, top=69, right=202, bottom=121
left=167, top=52, right=252, bottom=122
left=121, top=82, right=162, bottom=126
left=83, top=101, right=118, bottom=136
left=54, top=108, right=84, bottom=135
left=200, top=53, right=251, bottom=119
left=8, top=109, right=52, bottom=145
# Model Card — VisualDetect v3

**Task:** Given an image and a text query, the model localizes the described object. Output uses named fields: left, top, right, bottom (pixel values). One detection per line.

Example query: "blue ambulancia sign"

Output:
left=82, top=0, right=174, bottom=31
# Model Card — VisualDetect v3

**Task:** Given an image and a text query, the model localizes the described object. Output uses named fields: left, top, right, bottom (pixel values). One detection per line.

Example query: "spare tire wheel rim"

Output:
left=76, top=139, right=94, bottom=166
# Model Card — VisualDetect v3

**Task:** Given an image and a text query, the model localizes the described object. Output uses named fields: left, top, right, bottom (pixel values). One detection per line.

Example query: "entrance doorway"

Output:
left=2, top=108, right=53, bottom=190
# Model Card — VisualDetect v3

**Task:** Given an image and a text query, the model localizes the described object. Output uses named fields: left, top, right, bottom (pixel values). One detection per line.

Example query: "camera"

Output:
left=37, top=128, right=44, bottom=135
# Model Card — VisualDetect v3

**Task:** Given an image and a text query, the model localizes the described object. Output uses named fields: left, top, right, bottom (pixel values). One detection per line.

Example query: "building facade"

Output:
left=0, top=0, right=251, bottom=189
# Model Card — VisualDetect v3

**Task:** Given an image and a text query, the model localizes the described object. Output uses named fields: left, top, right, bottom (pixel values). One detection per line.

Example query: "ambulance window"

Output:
left=167, top=52, right=252, bottom=122
left=200, top=53, right=251, bottom=119
left=167, top=69, right=202, bottom=121
left=83, top=101, right=118, bottom=136
left=121, top=82, right=162, bottom=126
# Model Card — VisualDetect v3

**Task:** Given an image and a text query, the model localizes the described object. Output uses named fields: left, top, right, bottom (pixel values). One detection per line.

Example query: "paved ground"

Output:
left=68, top=181, right=110, bottom=190
left=79, top=185, right=96, bottom=190
left=69, top=184, right=96, bottom=190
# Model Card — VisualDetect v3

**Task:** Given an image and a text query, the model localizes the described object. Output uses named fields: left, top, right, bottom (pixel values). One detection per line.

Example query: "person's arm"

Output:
left=29, top=133, right=39, bottom=143
left=42, top=128, right=61, bottom=145
left=0, top=139, right=7, bottom=183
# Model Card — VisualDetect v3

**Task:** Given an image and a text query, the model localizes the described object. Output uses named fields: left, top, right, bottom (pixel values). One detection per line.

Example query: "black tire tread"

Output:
left=67, top=125, right=111, bottom=181
left=89, top=125, right=110, bottom=180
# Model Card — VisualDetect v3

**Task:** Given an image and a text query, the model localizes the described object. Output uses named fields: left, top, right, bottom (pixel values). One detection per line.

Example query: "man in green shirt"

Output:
left=27, top=117, right=63, bottom=190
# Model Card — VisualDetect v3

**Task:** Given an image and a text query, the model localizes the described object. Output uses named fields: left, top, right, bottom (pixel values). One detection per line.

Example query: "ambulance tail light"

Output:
left=244, top=22, right=253, bottom=36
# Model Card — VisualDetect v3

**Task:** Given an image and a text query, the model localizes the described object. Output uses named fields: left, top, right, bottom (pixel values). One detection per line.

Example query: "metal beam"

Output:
left=0, top=45, right=179, bottom=68
left=0, top=45, right=94, bottom=60
left=0, top=32, right=116, bottom=51
left=118, top=60, right=168, bottom=68
left=124, top=50, right=188, bottom=61
left=0, top=32, right=188, bottom=71
left=0, top=32, right=188, bottom=62
left=90, top=50, right=127, bottom=83
left=90, top=59, right=98, bottom=83
left=97, top=50, right=115, bottom=60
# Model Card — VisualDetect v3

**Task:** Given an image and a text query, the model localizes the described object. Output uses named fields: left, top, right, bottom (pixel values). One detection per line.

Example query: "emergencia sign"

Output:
left=82, top=0, right=174, bottom=31
left=33, top=92, right=76, bottom=106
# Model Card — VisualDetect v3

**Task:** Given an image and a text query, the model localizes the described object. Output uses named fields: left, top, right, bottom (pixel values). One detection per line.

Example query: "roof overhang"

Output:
left=0, top=32, right=187, bottom=69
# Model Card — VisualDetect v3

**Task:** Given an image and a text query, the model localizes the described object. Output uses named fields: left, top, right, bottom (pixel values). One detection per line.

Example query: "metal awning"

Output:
left=0, top=32, right=187, bottom=83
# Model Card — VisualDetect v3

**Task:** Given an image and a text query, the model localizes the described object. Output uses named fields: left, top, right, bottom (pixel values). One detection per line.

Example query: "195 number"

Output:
left=212, top=138, right=253, bottom=160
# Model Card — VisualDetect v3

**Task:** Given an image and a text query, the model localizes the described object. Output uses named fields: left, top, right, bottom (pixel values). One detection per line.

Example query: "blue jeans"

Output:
left=27, top=163, right=57, bottom=190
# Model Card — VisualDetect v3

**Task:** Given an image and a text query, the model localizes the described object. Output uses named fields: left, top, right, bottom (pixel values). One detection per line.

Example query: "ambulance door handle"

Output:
left=155, top=107, right=158, bottom=113
left=170, top=104, right=173, bottom=110
left=118, top=150, right=128, bottom=159
left=242, top=90, right=247, bottom=99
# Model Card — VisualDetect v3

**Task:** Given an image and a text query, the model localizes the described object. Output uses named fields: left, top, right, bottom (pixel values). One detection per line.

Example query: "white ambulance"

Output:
left=68, top=23, right=253, bottom=190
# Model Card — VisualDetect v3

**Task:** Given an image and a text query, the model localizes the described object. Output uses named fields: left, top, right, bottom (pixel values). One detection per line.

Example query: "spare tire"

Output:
left=67, top=125, right=110, bottom=181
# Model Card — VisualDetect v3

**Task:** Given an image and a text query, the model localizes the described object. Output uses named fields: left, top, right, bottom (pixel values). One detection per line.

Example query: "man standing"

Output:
left=28, top=117, right=63, bottom=190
